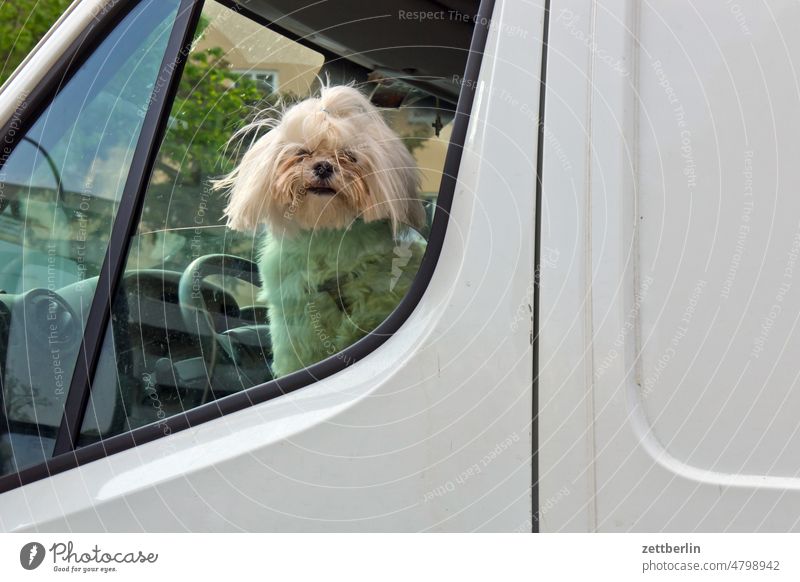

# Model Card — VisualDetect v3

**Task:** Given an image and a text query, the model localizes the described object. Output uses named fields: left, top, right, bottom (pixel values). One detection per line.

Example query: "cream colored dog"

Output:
left=214, top=86, right=427, bottom=377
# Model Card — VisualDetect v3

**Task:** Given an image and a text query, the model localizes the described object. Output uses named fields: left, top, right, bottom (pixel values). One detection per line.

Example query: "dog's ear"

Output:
left=213, top=129, right=279, bottom=232
left=324, top=87, right=426, bottom=233
left=359, top=128, right=426, bottom=235
left=390, top=144, right=426, bottom=232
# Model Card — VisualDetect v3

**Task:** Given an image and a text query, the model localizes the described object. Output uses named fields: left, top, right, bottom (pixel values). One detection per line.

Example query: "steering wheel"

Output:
left=177, top=254, right=261, bottom=403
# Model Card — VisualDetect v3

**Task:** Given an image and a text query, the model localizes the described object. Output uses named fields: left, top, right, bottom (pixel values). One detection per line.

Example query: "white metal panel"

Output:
left=0, top=0, right=544, bottom=532
left=637, top=0, right=800, bottom=480
left=537, top=0, right=599, bottom=532
left=542, top=0, right=800, bottom=531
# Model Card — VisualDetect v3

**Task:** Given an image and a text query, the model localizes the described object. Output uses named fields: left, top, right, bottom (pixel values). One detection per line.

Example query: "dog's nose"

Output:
left=313, top=160, right=334, bottom=179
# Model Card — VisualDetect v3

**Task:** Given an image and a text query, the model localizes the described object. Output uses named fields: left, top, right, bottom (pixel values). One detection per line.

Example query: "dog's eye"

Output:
left=341, top=150, right=357, bottom=163
left=296, top=148, right=310, bottom=158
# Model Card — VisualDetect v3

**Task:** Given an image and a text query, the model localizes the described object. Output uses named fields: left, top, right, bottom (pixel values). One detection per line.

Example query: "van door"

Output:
left=0, top=0, right=545, bottom=532
left=541, top=0, right=800, bottom=531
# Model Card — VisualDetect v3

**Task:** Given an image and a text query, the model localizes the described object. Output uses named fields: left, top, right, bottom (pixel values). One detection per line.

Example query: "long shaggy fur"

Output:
left=213, top=85, right=427, bottom=377
left=261, top=220, right=425, bottom=376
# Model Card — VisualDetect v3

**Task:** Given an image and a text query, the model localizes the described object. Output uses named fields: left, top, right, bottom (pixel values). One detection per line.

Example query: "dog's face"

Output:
left=272, top=103, right=374, bottom=231
left=216, top=86, right=425, bottom=234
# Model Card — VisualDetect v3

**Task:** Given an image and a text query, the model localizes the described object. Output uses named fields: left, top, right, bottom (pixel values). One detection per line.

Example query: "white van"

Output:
left=0, top=0, right=795, bottom=532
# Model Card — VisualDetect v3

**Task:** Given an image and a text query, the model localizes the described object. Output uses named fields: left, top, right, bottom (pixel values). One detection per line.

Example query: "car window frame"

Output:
left=0, top=0, right=203, bottom=492
left=0, top=0, right=496, bottom=494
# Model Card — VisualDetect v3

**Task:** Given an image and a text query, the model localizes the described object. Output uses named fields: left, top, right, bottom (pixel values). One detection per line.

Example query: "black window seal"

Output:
left=0, top=0, right=148, bottom=485
left=0, top=0, right=495, bottom=495
left=532, top=0, right=551, bottom=534
left=53, top=0, right=206, bottom=456
left=0, top=0, right=205, bottom=492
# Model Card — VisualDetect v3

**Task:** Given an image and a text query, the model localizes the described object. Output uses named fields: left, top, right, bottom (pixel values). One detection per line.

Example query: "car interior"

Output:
left=0, top=0, right=479, bottom=474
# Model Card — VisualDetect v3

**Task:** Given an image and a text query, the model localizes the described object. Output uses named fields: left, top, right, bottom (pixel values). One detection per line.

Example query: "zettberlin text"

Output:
left=642, top=543, right=701, bottom=554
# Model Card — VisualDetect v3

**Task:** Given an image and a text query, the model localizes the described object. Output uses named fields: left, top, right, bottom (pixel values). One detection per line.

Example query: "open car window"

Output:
left=78, top=0, right=474, bottom=444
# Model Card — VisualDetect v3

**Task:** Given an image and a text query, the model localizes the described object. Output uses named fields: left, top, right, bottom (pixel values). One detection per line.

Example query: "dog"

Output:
left=214, top=85, right=427, bottom=377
